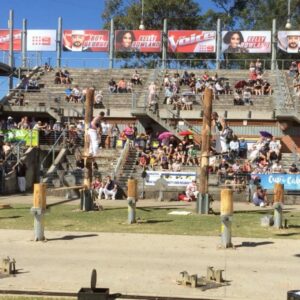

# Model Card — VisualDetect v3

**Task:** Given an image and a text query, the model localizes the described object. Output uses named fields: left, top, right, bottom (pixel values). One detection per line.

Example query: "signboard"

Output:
left=0, top=130, right=39, bottom=147
left=145, top=171, right=196, bottom=186
left=278, top=31, right=300, bottom=53
left=27, top=30, right=56, bottom=51
left=168, top=30, right=216, bottom=53
left=221, top=31, right=271, bottom=53
left=0, top=30, right=21, bottom=51
left=254, top=174, right=300, bottom=191
left=63, top=30, right=109, bottom=52
left=115, top=30, right=162, bottom=52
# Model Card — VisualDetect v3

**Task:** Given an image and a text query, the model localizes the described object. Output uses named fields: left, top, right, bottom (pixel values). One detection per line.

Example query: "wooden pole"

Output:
left=83, top=88, right=94, bottom=188
left=33, top=183, right=47, bottom=209
left=274, top=183, right=284, bottom=203
left=197, top=87, right=213, bottom=214
left=220, top=188, right=233, bottom=248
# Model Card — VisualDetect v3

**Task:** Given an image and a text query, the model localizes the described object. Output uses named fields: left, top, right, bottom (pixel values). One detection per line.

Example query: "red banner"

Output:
left=115, top=30, right=161, bottom=53
left=168, top=30, right=216, bottom=53
left=0, top=30, right=21, bottom=51
left=63, top=30, right=109, bottom=52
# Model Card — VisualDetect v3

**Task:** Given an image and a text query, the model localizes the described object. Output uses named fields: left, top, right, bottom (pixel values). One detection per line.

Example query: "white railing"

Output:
left=113, top=140, right=130, bottom=180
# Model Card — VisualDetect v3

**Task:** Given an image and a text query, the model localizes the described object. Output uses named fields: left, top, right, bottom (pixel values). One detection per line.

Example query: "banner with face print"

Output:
left=168, top=30, right=216, bottom=53
left=0, top=30, right=21, bottom=51
left=222, top=31, right=271, bottom=53
left=27, top=30, right=56, bottom=51
left=63, top=30, right=109, bottom=52
left=278, top=31, right=300, bottom=53
left=115, top=30, right=161, bottom=52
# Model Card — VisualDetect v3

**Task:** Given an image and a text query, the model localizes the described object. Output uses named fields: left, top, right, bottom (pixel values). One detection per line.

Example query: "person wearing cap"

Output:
left=185, top=180, right=199, bottom=201
left=88, top=111, right=105, bottom=157
left=288, top=163, right=299, bottom=174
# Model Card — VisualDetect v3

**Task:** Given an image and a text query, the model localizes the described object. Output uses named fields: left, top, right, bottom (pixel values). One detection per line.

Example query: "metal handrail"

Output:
left=113, top=140, right=130, bottom=180
left=40, top=129, right=67, bottom=171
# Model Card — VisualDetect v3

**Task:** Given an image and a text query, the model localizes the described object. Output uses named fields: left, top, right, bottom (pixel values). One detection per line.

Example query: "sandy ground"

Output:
left=0, top=194, right=300, bottom=299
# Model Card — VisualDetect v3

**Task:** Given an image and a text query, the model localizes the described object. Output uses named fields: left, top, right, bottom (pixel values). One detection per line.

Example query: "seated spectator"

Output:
left=215, top=81, right=225, bottom=94
left=63, top=70, right=72, bottom=84
left=104, top=176, right=118, bottom=200
left=239, top=138, right=248, bottom=158
left=185, top=180, right=199, bottom=201
left=267, top=137, right=281, bottom=161
left=233, top=91, right=244, bottom=105
left=243, top=88, right=253, bottom=105
left=94, top=90, right=103, bottom=107
left=43, top=62, right=53, bottom=72
left=54, top=69, right=66, bottom=84
left=253, top=80, right=263, bottom=96
left=108, top=78, right=117, bottom=93
left=92, top=176, right=105, bottom=200
left=271, top=160, right=284, bottom=173
left=171, top=159, right=181, bottom=172
left=149, top=153, right=158, bottom=170
left=255, top=58, right=263, bottom=73
left=28, top=77, right=40, bottom=91
left=127, top=81, right=133, bottom=93
left=148, top=82, right=157, bottom=106
left=131, top=70, right=142, bottom=85
left=288, top=163, right=299, bottom=174
left=224, top=81, right=232, bottom=94
left=289, top=61, right=298, bottom=77
left=263, top=80, right=272, bottom=95
left=187, top=145, right=198, bottom=165
left=15, top=93, right=25, bottom=106
left=252, top=186, right=268, bottom=207
left=69, top=85, right=82, bottom=103
left=249, top=61, right=256, bottom=73
left=117, top=78, right=127, bottom=93
left=229, top=135, right=240, bottom=159
left=181, top=95, right=193, bottom=110
left=181, top=70, right=190, bottom=85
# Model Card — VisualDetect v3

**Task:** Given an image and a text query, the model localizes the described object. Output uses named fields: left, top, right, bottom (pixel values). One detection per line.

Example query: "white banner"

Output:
left=145, top=171, right=196, bottom=187
left=222, top=31, right=271, bottom=53
left=27, top=30, right=56, bottom=51
left=278, top=31, right=300, bottom=53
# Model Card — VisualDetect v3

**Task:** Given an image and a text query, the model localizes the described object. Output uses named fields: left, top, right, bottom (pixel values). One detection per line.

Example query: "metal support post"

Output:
left=21, top=19, right=27, bottom=68
left=271, top=19, right=277, bottom=70
left=30, top=183, right=47, bottom=241
left=109, top=18, right=114, bottom=69
left=8, top=9, right=14, bottom=90
left=220, top=189, right=233, bottom=248
left=56, top=17, right=62, bottom=68
left=216, top=19, right=221, bottom=70
left=127, top=178, right=137, bottom=224
left=273, top=183, right=284, bottom=229
left=162, top=19, right=167, bottom=69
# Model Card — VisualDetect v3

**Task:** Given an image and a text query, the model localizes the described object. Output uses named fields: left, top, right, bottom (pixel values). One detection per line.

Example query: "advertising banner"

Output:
left=115, top=30, right=161, bottom=52
left=254, top=174, right=300, bottom=191
left=27, top=30, right=56, bottom=51
left=0, top=30, right=21, bottom=51
left=0, top=130, right=39, bottom=147
left=168, top=30, right=216, bottom=53
left=145, top=171, right=196, bottom=186
left=278, top=31, right=300, bottom=53
left=63, top=30, right=109, bottom=52
left=221, top=31, right=271, bottom=53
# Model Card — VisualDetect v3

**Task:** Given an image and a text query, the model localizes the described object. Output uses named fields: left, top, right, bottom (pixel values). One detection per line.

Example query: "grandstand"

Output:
left=0, top=61, right=299, bottom=202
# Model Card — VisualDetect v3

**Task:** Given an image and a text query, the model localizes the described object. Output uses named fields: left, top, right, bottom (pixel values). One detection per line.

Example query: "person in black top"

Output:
left=15, top=161, right=27, bottom=193
left=104, top=175, right=118, bottom=200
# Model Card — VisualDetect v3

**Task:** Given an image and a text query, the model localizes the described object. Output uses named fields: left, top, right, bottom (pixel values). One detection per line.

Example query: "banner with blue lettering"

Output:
left=255, top=174, right=300, bottom=190
left=145, top=171, right=196, bottom=186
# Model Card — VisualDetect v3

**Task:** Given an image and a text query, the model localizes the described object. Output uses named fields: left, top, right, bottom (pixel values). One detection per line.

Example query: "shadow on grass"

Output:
left=139, top=219, right=173, bottom=224
left=294, top=254, right=300, bottom=258
left=276, top=232, right=300, bottom=237
left=47, top=234, right=98, bottom=241
left=288, top=225, right=300, bottom=229
left=235, top=241, right=274, bottom=248
left=235, top=209, right=274, bottom=215
left=0, top=216, right=22, bottom=219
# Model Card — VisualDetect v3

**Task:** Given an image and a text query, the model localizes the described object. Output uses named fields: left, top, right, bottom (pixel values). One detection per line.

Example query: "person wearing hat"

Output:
left=185, top=180, right=199, bottom=202
left=289, top=163, right=299, bottom=174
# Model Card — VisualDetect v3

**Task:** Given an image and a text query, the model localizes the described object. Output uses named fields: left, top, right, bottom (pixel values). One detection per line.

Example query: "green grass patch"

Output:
left=0, top=204, right=300, bottom=239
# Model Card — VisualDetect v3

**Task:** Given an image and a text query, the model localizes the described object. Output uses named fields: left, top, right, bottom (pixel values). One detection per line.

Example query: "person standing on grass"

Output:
left=15, top=161, right=27, bottom=194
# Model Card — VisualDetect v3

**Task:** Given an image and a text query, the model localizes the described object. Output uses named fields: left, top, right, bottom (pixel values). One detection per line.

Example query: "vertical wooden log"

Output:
left=274, top=183, right=284, bottom=203
left=220, top=189, right=233, bottom=216
left=33, top=183, right=47, bottom=209
left=83, top=88, right=94, bottom=188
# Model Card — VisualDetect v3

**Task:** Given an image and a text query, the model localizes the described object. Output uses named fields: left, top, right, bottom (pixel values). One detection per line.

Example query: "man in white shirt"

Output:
left=185, top=180, right=199, bottom=201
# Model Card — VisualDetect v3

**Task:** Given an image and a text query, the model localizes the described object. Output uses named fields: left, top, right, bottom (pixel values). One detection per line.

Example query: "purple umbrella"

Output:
left=158, top=131, right=173, bottom=140
left=259, top=131, right=273, bottom=138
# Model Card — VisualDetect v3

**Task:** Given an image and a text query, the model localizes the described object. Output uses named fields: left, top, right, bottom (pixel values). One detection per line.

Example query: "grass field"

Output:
left=0, top=204, right=300, bottom=239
